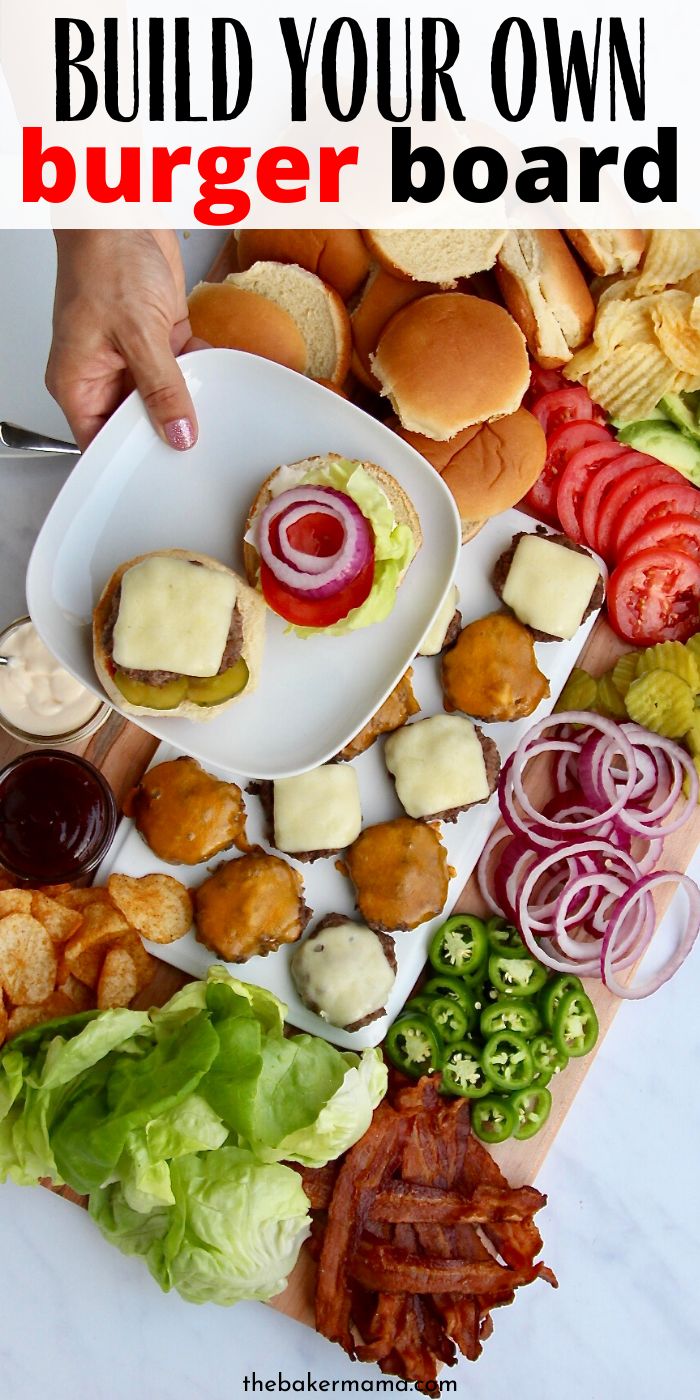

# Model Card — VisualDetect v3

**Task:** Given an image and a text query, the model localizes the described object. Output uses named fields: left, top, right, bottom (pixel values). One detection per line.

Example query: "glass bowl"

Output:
left=0, top=614, right=111, bottom=746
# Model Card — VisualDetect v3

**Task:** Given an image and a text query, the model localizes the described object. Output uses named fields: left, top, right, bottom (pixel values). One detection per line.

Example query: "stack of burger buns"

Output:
left=187, top=226, right=646, bottom=539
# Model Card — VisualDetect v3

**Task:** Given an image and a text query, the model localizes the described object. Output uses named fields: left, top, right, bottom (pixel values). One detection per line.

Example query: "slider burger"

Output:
left=492, top=531, right=604, bottom=641
left=384, top=715, right=500, bottom=823
left=243, top=453, right=421, bottom=633
left=93, top=549, right=266, bottom=719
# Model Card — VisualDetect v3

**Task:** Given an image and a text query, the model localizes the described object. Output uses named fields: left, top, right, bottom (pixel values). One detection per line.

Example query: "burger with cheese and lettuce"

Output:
left=242, top=454, right=422, bottom=634
left=93, top=549, right=266, bottom=720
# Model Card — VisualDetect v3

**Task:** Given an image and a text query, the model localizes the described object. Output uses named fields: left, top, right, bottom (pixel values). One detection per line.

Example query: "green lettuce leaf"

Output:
left=89, top=1182, right=170, bottom=1262
left=51, top=1011, right=219, bottom=1194
left=207, top=1031, right=347, bottom=1151
left=286, top=459, right=417, bottom=638
left=256, top=1048, right=388, bottom=1166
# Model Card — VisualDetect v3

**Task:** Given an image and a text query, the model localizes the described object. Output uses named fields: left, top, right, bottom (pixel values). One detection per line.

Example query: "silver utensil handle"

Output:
left=0, top=421, right=80, bottom=455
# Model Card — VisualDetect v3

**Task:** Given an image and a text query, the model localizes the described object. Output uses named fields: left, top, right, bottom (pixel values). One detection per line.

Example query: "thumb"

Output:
left=122, top=326, right=198, bottom=451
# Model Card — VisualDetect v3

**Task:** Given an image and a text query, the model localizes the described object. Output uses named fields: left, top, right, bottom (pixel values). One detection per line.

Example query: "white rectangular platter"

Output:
left=97, top=506, right=601, bottom=1051
left=26, top=347, right=461, bottom=778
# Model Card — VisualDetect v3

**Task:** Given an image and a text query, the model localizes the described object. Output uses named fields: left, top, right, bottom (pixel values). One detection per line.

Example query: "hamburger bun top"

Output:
left=372, top=293, right=530, bottom=440
left=187, top=282, right=307, bottom=373
left=93, top=549, right=266, bottom=723
left=235, top=229, right=371, bottom=301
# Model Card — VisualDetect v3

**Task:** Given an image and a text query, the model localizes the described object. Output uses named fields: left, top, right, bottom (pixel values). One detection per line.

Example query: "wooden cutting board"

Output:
left=4, top=613, right=699, bottom=1332
left=6, top=233, right=699, bottom=1334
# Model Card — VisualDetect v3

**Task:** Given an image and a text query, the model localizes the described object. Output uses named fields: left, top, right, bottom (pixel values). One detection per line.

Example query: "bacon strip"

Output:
left=315, top=1104, right=408, bottom=1355
left=369, top=1180, right=547, bottom=1224
left=350, top=1241, right=540, bottom=1296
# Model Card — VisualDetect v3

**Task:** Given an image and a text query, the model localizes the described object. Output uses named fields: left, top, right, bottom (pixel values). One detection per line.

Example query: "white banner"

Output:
left=0, top=0, right=697, bottom=228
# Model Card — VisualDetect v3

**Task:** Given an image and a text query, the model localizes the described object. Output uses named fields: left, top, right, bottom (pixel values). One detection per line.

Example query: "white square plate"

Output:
left=27, top=349, right=461, bottom=778
left=97, top=508, right=604, bottom=1051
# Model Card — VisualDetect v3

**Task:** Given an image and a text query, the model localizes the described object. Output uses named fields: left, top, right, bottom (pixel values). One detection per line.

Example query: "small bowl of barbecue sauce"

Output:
left=0, top=750, right=118, bottom=884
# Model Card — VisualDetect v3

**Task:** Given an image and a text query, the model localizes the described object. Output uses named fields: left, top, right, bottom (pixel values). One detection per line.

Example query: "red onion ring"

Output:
left=601, top=872, right=700, bottom=998
left=258, top=487, right=373, bottom=597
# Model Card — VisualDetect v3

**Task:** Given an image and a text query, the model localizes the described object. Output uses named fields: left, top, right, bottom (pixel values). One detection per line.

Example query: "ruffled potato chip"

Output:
left=585, top=342, right=676, bottom=421
left=651, top=298, right=700, bottom=374
left=0, top=914, right=57, bottom=1005
left=56, top=971, right=95, bottom=1011
left=637, top=230, right=700, bottom=292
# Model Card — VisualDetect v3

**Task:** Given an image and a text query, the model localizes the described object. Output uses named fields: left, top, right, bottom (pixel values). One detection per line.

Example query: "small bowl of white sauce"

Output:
left=0, top=615, right=111, bottom=746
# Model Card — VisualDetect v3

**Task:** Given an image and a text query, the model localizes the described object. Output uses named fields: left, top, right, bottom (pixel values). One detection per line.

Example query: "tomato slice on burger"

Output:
left=612, top=481, right=700, bottom=560
left=555, top=441, right=630, bottom=543
left=580, top=452, right=657, bottom=556
left=260, top=554, right=375, bottom=626
left=531, top=386, right=605, bottom=439
left=524, top=420, right=611, bottom=523
left=607, top=548, right=700, bottom=645
left=620, top=513, right=700, bottom=563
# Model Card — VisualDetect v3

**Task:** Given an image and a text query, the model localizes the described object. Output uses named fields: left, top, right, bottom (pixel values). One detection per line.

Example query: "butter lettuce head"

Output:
left=1, top=964, right=388, bottom=1309
left=92, top=1148, right=311, bottom=1307
left=281, top=458, right=417, bottom=637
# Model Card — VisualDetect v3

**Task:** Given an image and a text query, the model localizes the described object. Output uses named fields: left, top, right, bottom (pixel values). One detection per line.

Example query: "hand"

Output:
left=46, top=230, right=205, bottom=452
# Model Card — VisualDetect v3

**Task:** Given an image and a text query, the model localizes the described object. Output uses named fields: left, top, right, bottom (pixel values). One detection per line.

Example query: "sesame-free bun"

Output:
left=351, top=264, right=436, bottom=391
left=392, top=409, right=546, bottom=542
left=566, top=229, right=647, bottom=277
left=242, top=454, right=422, bottom=588
left=372, top=293, right=530, bottom=440
left=495, top=230, right=595, bottom=368
left=92, top=549, right=266, bottom=723
left=363, top=230, right=507, bottom=287
left=235, top=229, right=371, bottom=302
left=188, top=282, right=307, bottom=373
left=223, top=263, right=351, bottom=384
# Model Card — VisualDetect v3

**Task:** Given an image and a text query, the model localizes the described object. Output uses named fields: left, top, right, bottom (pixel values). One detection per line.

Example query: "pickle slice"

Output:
left=114, top=671, right=188, bottom=709
left=636, top=640, right=699, bottom=692
left=625, top=671, right=694, bottom=739
left=555, top=667, right=597, bottom=713
left=186, top=658, right=249, bottom=706
left=597, top=670, right=627, bottom=719
left=685, top=712, right=700, bottom=757
left=611, top=652, right=638, bottom=697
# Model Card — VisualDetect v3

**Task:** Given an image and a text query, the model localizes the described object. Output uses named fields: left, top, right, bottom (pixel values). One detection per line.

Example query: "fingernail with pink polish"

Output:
left=164, top=418, right=196, bottom=450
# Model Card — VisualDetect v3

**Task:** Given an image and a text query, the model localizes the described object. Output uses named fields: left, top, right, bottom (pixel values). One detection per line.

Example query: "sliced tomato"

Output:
left=607, top=548, right=700, bottom=645
left=260, top=554, right=375, bottom=626
left=596, top=465, right=694, bottom=561
left=523, top=419, right=611, bottom=523
left=555, top=441, right=630, bottom=543
left=524, top=364, right=566, bottom=408
left=612, top=481, right=700, bottom=560
left=620, top=513, right=700, bottom=563
left=531, top=386, right=604, bottom=439
left=579, top=452, right=657, bottom=556
left=275, top=509, right=346, bottom=559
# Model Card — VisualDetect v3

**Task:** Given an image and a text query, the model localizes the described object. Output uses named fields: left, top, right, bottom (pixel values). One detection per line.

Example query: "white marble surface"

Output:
left=1, top=229, right=699, bottom=1399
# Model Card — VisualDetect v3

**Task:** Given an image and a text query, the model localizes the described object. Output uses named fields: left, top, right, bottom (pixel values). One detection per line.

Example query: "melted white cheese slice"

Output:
left=273, top=764, right=362, bottom=853
left=385, top=715, right=489, bottom=818
left=418, top=583, right=459, bottom=656
left=292, top=920, right=395, bottom=1027
left=111, top=557, right=237, bottom=677
left=501, top=535, right=600, bottom=640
